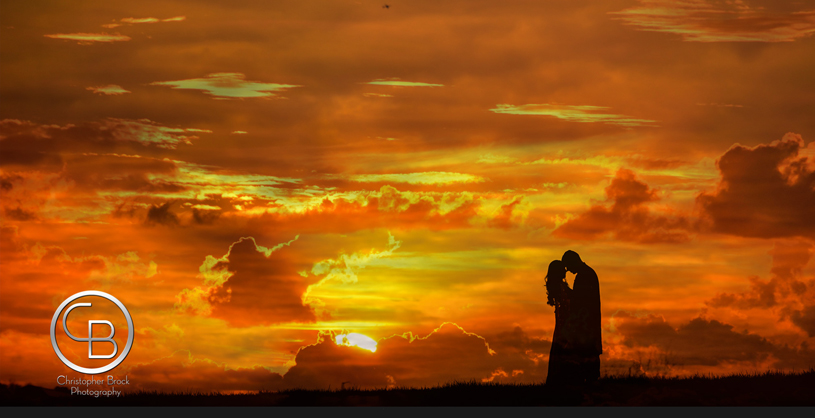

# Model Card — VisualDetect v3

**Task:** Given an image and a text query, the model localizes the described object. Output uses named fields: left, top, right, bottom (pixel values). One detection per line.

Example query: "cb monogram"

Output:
left=50, top=290, right=134, bottom=374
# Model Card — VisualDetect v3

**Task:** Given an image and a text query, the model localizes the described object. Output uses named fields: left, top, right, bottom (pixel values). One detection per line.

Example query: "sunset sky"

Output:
left=1, top=0, right=815, bottom=392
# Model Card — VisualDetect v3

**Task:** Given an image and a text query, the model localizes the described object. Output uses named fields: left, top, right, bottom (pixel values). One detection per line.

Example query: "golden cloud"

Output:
left=490, top=104, right=657, bottom=127
left=86, top=85, right=130, bottom=95
left=365, top=79, right=443, bottom=87
left=103, top=16, right=186, bottom=28
left=150, top=73, right=301, bottom=99
left=43, top=33, right=131, bottom=43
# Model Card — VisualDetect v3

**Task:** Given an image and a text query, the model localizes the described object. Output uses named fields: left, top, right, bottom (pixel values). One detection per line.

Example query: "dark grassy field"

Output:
left=3, top=369, right=815, bottom=406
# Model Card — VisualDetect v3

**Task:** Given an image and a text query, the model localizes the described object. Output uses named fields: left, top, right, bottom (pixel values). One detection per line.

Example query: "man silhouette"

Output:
left=562, top=250, right=602, bottom=383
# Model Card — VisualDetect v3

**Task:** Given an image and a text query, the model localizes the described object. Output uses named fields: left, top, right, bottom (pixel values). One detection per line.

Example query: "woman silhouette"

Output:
left=545, top=259, right=574, bottom=386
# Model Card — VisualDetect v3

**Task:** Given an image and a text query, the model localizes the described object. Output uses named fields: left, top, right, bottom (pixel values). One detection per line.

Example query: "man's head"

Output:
left=562, top=250, right=582, bottom=273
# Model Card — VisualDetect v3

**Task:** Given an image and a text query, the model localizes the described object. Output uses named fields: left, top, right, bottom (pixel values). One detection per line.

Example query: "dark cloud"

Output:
left=116, top=198, right=227, bottom=228
left=0, top=120, right=115, bottom=170
left=3, top=207, right=37, bottom=221
left=112, top=202, right=141, bottom=220
left=488, top=325, right=552, bottom=355
left=62, top=154, right=181, bottom=192
left=613, top=312, right=815, bottom=369
left=125, top=351, right=284, bottom=392
left=0, top=174, right=22, bottom=191
left=281, top=334, right=390, bottom=390
left=707, top=276, right=778, bottom=310
left=145, top=202, right=179, bottom=226
left=175, top=237, right=317, bottom=327
left=697, top=133, right=815, bottom=239
left=0, top=120, right=194, bottom=201
left=0, top=118, right=202, bottom=171
left=282, top=323, right=534, bottom=389
left=553, top=168, right=692, bottom=243
left=788, top=305, right=815, bottom=338
left=482, top=326, right=552, bottom=383
left=123, top=324, right=552, bottom=392
left=770, top=239, right=814, bottom=284
left=192, top=207, right=221, bottom=225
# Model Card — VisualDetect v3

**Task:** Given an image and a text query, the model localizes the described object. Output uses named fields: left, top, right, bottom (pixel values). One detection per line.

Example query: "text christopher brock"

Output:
left=57, top=375, right=131, bottom=398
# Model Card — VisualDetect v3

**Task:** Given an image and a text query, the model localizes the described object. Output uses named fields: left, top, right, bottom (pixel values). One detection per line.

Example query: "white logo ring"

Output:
left=50, top=290, right=134, bottom=374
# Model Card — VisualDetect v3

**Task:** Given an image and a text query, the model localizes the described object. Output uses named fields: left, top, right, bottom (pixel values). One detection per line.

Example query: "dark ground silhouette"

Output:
left=3, top=369, right=815, bottom=406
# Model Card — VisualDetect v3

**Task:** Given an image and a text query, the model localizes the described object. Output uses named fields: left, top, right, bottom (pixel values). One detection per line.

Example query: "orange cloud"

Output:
left=697, top=133, right=815, bottom=239
left=553, top=168, right=692, bottom=243
left=707, top=239, right=815, bottom=337
left=175, top=235, right=310, bottom=327
left=0, top=227, right=157, bottom=337
left=487, top=197, right=523, bottom=230
left=246, top=186, right=480, bottom=234
left=0, top=330, right=69, bottom=388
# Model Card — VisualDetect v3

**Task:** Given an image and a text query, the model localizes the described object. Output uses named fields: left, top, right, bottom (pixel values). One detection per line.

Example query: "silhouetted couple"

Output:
left=545, top=250, right=602, bottom=386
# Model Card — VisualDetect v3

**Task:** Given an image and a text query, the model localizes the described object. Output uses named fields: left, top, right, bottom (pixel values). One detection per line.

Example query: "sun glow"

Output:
left=335, top=333, right=378, bottom=352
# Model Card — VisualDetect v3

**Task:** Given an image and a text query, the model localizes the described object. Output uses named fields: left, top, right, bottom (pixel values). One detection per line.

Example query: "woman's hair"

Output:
left=545, top=259, right=566, bottom=307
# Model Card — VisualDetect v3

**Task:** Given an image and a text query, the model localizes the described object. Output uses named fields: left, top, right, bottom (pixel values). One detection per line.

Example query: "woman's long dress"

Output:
left=546, top=283, right=573, bottom=386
